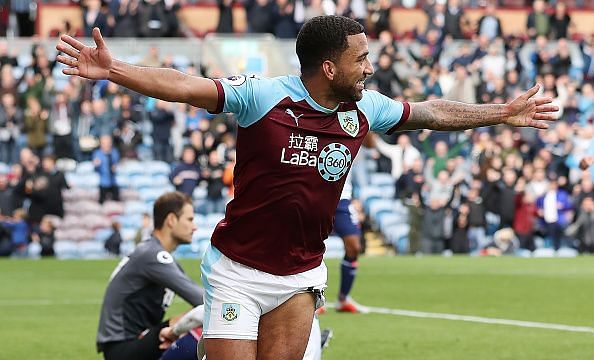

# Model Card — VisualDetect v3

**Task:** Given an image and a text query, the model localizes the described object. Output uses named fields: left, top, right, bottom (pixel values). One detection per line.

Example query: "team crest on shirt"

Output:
left=222, top=303, right=240, bottom=322
left=337, top=110, right=359, bottom=137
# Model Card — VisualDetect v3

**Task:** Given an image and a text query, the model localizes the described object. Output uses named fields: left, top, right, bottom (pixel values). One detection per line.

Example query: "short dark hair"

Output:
left=153, top=191, right=193, bottom=229
left=296, top=15, right=365, bottom=77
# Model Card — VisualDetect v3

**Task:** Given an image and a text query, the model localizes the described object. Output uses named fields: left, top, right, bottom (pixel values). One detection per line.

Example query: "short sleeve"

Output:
left=357, top=90, right=410, bottom=134
left=212, top=75, right=285, bottom=128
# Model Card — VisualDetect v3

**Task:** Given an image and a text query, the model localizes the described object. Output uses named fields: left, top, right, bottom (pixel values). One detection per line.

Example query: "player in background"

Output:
left=96, top=192, right=204, bottom=360
left=57, top=15, right=557, bottom=360
left=333, top=172, right=368, bottom=313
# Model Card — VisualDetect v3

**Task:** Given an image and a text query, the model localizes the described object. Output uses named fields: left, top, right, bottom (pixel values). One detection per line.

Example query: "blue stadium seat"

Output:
left=376, top=212, right=406, bottom=233
left=369, top=173, right=395, bottom=187
left=125, top=201, right=149, bottom=215
left=367, top=198, right=396, bottom=220
left=205, top=213, right=225, bottom=228
left=118, top=161, right=144, bottom=177
left=79, top=241, right=108, bottom=259
left=131, top=175, right=157, bottom=190
left=54, top=241, right=79, bottom=259
left=192, top=187, right=207, bottom=200
left=76, top=161, right=95, bottom=175
left=0, top=162, right=9, bottom=174
left=120, top=241, right=136, bottom=256
left=117, top=214, right=143, bottom=228
left=192, top=228, right=213, bottom=242
left=145, top=161, right=171, bottom=176
left=384, top=223, right=410, bottom=254
left=94, top=228, right=113, bottom=243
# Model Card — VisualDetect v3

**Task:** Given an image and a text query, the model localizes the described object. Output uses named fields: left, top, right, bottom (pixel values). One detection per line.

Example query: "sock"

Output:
left=339, top=256, right=358, bottom=301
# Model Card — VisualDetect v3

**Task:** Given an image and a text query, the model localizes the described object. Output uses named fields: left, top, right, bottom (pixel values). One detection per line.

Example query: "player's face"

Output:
left=171, top=204, right=196, bottom=245
left=332, top=33, right=374, bottom=102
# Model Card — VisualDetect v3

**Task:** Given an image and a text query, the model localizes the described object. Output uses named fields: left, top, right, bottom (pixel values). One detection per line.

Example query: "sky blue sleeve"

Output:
left=357, top=90, right=410, bottom=134
left=215, top=75, right=285, bottom=128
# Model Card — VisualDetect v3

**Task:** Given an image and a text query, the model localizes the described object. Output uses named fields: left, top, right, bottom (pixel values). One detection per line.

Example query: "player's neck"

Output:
left=153, top=230, right=176, bottom=252
left=301, top=76, right=340, bottom=110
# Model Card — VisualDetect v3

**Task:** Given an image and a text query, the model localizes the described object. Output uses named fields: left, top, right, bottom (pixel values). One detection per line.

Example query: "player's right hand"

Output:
left=56, top=27, right=112, bottom=80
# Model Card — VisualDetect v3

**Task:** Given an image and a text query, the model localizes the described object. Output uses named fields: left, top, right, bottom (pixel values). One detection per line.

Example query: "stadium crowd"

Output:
left=0, top=0, right=593, bottom=258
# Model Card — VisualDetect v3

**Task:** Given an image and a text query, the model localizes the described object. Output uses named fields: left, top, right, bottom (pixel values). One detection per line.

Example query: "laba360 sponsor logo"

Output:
left=280, top=134, right=351, bottom=182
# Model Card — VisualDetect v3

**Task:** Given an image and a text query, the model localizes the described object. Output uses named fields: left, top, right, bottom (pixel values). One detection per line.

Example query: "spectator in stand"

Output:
left=273, top=0, right=298, bottom=38
left=245, top=0, right=275, bottom=34
left=150, top=99, right=175, bottom=162
left=536, top=176, right=572, bottom=250
left=420, top=130, right=469, bottom=177
left=12, top=0, right=35, bottom=36
left=92, top=98, right=115, bottom=137
left=582, top=36, right=594, bottom=82
left=112, top=0, right=140, bottom=37
left=82, top=0, right=111, bottom=37
left=30, top=215, right=55, bottom=257
left=549, top=2, right=573, bottom=40
left=49, top=92, right=74, bottom=160
left=23, top=97, right=48, bottom=157
left=138, top=0, right=170, bottom=37
left=476, top=2, right=502, bottom=41
left=396, top=157, right=425, bottom=200
left=566, top=197, right=594, bottom=253
left=513, top=182, right=537, bottom=251
left=0, top=93, right=23, bottom=164
left=451, top=203, right=469, bottom=253
left=39, top=155, right=69, bottom=219
left=368, top=0, right=391, bottom=36
left=216, top=0, right=235, bottom=33
left=134, top=213, right=153, bottom=245
left=0, top=173, right=15, bottom=217
left=465, top=186, right=488, bottom=252
left=527, top=0, right=550, bottom=40
left=444, top=0, right=465, bottom=40
left=93, top=135, right=120, bottom=204
left=0, top=208, right=29, bottom=256
left=170, top=146, right=201, bottom=197
left=105, top=220, right=123, bottom=256
left=373, top=133, right=421, bottom=181
left=366, top=54, right=402, bottom=99
left=203, top=149, right=226, bottom=214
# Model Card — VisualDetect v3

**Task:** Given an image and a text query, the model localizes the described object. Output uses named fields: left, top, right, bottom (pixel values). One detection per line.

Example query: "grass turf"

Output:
left=2, top=256, right=594, bottom=359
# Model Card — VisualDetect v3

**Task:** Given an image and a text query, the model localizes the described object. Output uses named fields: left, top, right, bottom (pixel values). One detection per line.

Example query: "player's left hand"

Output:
left=158, top=326, right=177, bottom=349
left=503, top=84, right=558, bottom=130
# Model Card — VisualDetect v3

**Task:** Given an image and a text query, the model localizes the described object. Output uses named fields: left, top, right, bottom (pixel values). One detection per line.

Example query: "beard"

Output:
left=330, top=70, right=364, bottom=102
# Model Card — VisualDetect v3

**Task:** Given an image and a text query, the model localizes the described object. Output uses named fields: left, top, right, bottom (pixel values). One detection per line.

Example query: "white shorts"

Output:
left=200, top=245, right=327, bottom=340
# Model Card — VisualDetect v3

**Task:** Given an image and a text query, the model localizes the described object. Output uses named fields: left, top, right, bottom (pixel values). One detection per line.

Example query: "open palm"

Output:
left=55, top=28, right=112, bottom=80
left=504, top=84, right=558, bottom=129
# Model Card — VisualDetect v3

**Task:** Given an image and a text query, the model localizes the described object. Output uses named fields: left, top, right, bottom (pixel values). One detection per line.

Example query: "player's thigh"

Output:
left=204, top=338, right=257, bottom=360
left=257, top=292, right=316, bottom=360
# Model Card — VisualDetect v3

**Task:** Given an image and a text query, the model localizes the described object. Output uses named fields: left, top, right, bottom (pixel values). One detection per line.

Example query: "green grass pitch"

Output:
left=2, top=256, right=594, bottom=359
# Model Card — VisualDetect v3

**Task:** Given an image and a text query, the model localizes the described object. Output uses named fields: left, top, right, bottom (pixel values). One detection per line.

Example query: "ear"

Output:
left=322, top=60, right=336, bottom=81
left=165, top=212, right=177, bottom=228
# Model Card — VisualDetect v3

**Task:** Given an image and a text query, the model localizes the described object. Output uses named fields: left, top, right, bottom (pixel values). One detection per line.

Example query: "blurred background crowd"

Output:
left=0, top=0, right=592, bottom=259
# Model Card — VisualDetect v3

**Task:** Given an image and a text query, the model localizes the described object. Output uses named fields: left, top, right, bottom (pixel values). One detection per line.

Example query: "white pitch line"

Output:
left=327, top=304, right=594, bottom=334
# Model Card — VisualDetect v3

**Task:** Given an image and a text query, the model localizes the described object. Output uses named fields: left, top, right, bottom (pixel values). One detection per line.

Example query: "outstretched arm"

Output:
left=397, top=84, right=558, bottom=131
left=56, top=28, right=219, bottom=111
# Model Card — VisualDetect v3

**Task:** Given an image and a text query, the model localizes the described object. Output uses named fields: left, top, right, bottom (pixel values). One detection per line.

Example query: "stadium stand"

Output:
left=0, top=0, right=593, bottom=261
